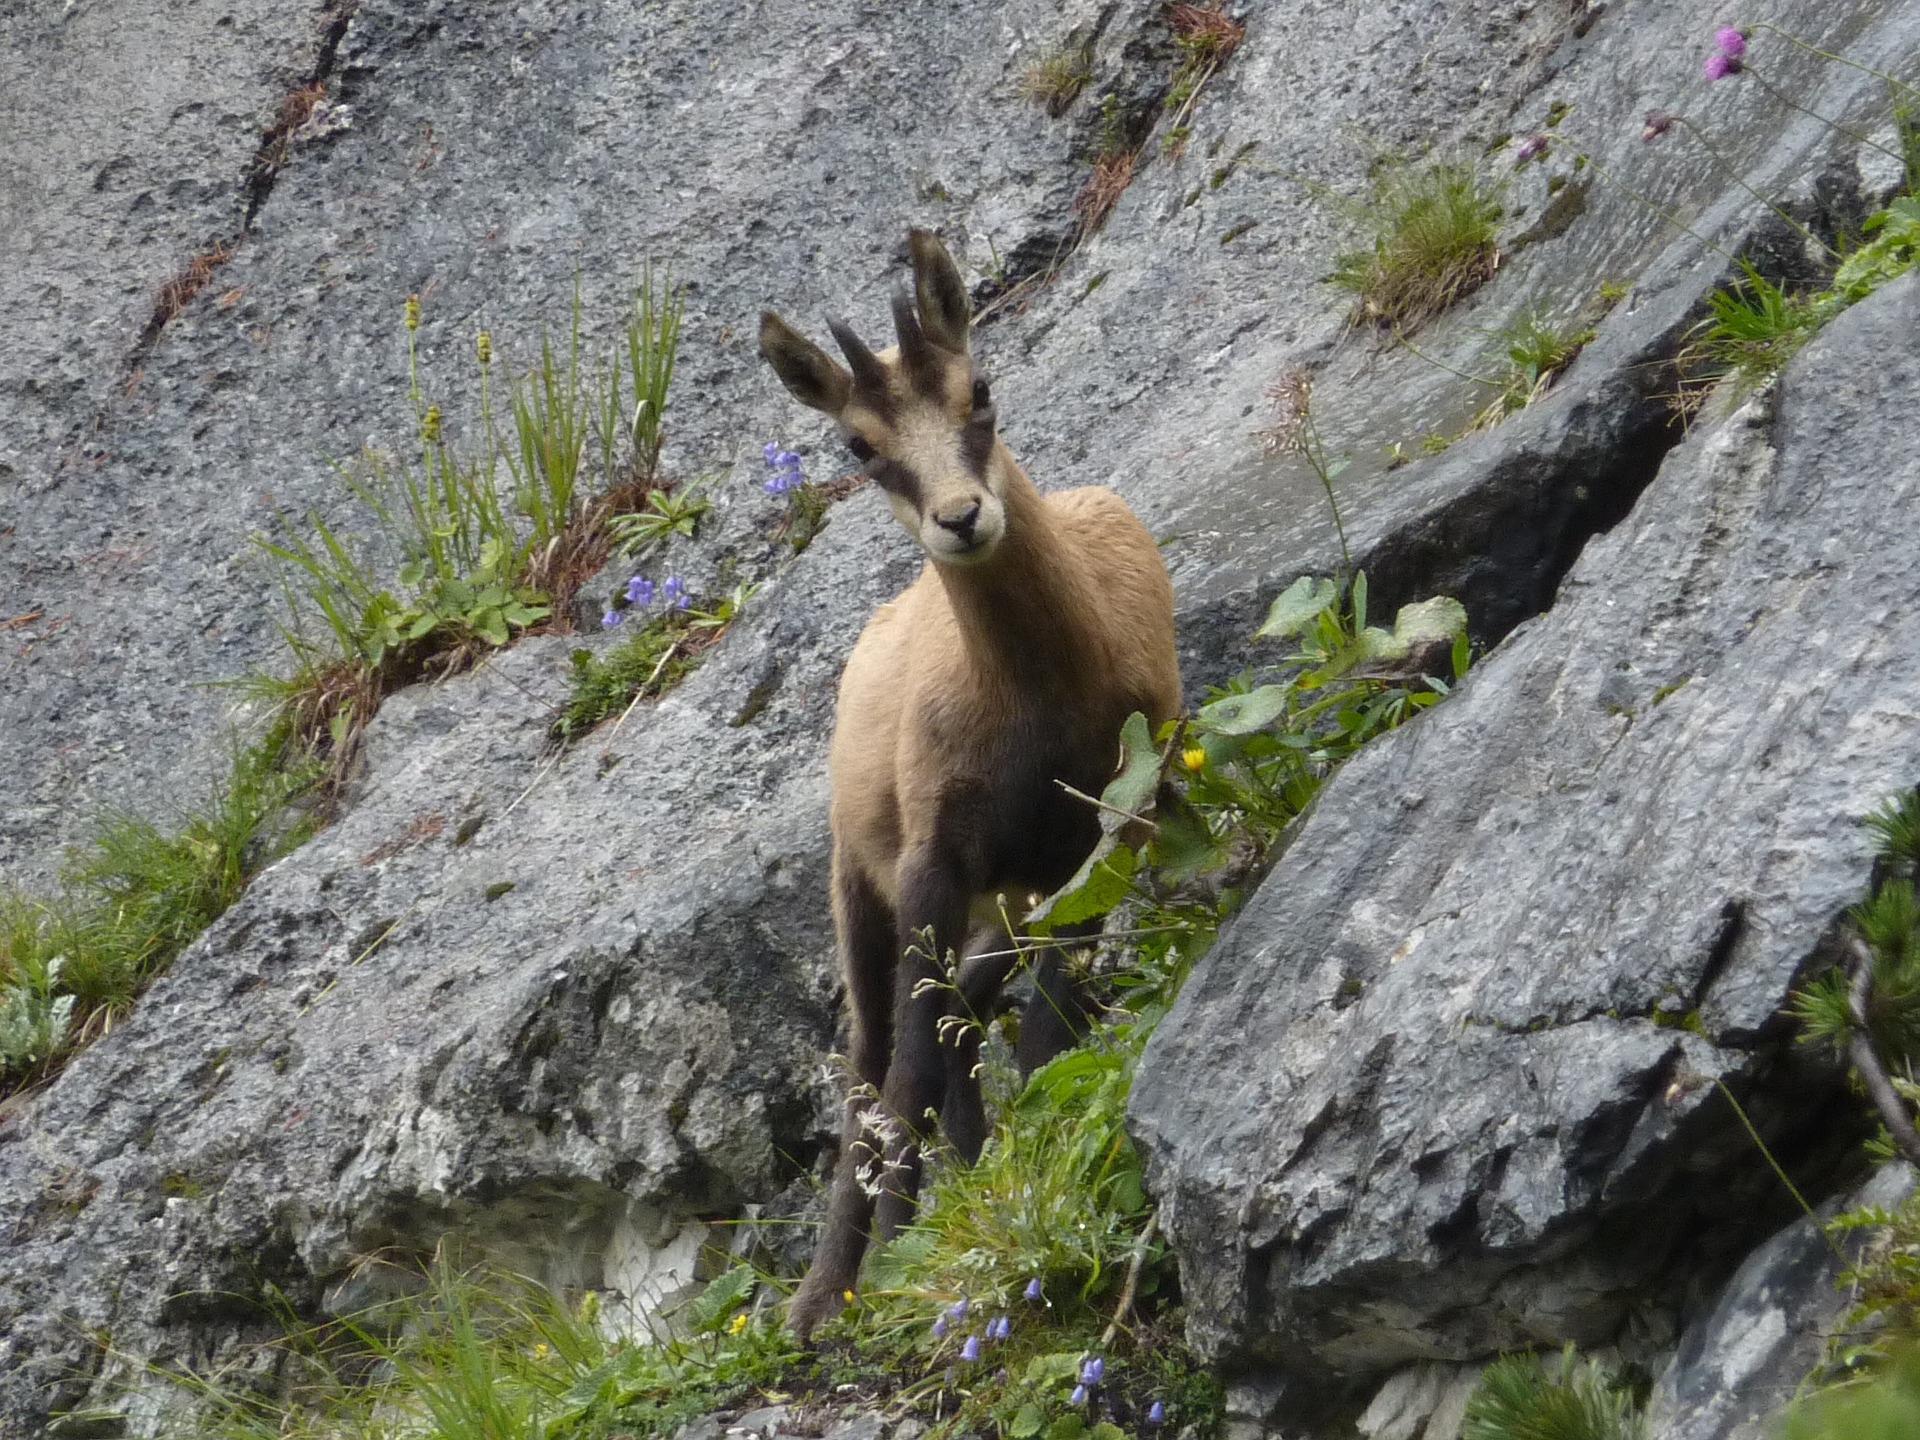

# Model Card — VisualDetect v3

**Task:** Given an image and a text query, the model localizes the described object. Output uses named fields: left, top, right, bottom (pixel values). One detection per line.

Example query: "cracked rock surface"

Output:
left=1131, top=272, right=1920, bottom=1417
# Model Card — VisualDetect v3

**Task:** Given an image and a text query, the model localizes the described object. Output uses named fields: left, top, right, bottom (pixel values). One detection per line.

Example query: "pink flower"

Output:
left=1514, top=133, right=1550, bottom=164
left=1704, top=51, right=1742, bottom=81
left=1642, top=109, right=1677, bottom=142
left=1714, top=27, right=1747, bottom=60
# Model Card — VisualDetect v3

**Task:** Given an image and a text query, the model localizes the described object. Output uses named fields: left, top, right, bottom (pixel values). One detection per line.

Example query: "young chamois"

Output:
left=759, top=230, right=1180, bottom=1337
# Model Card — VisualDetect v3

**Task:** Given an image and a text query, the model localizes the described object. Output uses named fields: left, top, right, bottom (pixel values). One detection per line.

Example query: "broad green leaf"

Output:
left=1351, top=570, right=1368, bottom=631
left=1028, top=845, right=1137, bottom=930
left=475, top=611, right=510, bottom=647
left=1102, top=710, right=1162, bottom=818
left=1358, top=595, right=1469, bottom=662
left=1010, top=1405, right=1046, bottom=1439
left=1026, top=1351, right=1089, bottom=1387
left=1045, top=1418, right=1086, bottom=1440
left=1196, top=685, right=1290, bottom=736
left=1255, top=576, right=1339, bottom=640
left=1027, top=712, right=1160, bottom=929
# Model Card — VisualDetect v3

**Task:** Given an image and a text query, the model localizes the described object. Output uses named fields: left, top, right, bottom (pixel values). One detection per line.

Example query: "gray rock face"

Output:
left=1131, top=272, right=1920, bottom=1412
left=5, top=0, right=1920, bottom=1432
left=1647, top=1164, right=1916, bottom=1440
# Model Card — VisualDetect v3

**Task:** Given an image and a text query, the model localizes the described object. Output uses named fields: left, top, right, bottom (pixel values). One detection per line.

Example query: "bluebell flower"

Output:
left=626, top=575, right=655, bottom=607
left=601, top=609, right=624, bottom=630
left=1147, top=1401, right=1167, bottom=1426
left=988, top=1315, right=1011, bottom=1342
left=948, top=1297, right=970, bottom=1322
left=932, top=1315, right=950, bottom=1340
left=763, top=443, right=805, bottom=495
left=1023, top=1278, right=1044, bottom=1302
left=1071, top=1385, right=1089, bottom=1407
left=1080, top=1357, right=1105, bottom=1387
left=961, top=1335, right=983, bottom=1363
left=662, top=576, right=690, bottom=611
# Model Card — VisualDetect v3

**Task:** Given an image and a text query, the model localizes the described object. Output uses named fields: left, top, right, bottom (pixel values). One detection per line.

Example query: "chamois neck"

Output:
left=932, top=443, right=1094, bottom=683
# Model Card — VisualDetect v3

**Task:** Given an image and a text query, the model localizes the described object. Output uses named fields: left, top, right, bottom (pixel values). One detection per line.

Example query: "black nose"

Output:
left=936, top=501, right=981, bottom=539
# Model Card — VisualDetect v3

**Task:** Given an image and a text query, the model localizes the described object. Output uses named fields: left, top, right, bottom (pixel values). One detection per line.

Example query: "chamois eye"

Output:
left=848, top=435, right=876, bottom=463
left=971, top=378, right=991, bottom=411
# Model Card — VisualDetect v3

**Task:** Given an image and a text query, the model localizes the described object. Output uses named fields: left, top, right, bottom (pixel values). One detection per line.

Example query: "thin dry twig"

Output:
left=1100, top=1210, right=1159, bottom=1349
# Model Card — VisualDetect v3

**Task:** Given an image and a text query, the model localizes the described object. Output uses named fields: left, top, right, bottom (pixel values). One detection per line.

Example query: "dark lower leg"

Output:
left=791, top=860, right=896, bottom=1336
left=941, top=948, right=1018, bottom=1163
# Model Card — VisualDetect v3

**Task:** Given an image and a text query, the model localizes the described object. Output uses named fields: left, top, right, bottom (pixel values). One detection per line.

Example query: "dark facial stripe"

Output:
left=959, top=413, right=996, bottom=478
left=872, top=458, right=922, bottom=505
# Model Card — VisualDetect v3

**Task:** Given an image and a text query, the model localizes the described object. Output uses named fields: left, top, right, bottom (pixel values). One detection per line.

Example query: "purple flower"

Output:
left=1514, top=133, right=1549, bottom=164
left=988, top=1315, right=1011, bottom=1342
left=961, top=1335, right=983, bottom=1363
left=1071, top=1385, right=1089, bottom=1407
left=947, top=1297, right=971, bottom=1322
left=1080, top=1357, right=1105, bottom=1387
left=1147, top=1402, right=1167, bottom=1427
left=1714, top=26, right=1747, bottom=60
left=932, top=1315, right=950, bottom=1340
left=601, top=609, right=624, bottom=630
left=662, top=576, right=690, bottom=611
left=1703, top=50, right=1741, bottom=81
left=994, top=1368, right=1011, bottom=1387
left=762, top=443, right=806, bottom=495
left=1023, top=1278, right=1044, bottom=1302
left=1642, top=109, right=1677, bottom=143
left=626, top=575, right=655, bottom=607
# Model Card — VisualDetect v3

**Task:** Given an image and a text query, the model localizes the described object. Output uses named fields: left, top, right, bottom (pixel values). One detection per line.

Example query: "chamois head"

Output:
left=759, top=230, right=1005, bottom=565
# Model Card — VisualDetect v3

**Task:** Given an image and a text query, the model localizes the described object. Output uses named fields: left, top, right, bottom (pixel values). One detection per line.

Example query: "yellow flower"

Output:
left=531, top=1342, right=551, bottom=1360
left=1182, top=746, right=1207, bottom=772
left=404, top=294, right=421, bottom=331
left=729, top=1311, right=750, bottom=1335
left=843, top=1289, right=856, bottom=1307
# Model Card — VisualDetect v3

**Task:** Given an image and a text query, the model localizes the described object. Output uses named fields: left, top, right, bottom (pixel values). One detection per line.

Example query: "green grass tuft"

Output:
left=1019, top=44, right=1092, bottom=115
left=1330, top=157, right=1504, bottom=330
left=0, top=731, right=318, bottom=1088
left=1463, top=1349, right=1644, bottom=1440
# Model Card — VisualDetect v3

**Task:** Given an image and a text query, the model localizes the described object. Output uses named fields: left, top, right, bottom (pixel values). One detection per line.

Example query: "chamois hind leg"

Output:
left=1014, top=920, right=1102, bottom=1076
left=871, top=857, right=974, bottom=1243
left=789, top=859, right=896, bottom=1339
left=940, top=942, right=1019, bottom=1165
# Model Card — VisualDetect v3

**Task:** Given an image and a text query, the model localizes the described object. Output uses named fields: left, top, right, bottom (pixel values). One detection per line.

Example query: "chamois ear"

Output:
left=759, top=311, right=853, bottom=415
left=907, top=228, right=971, bottom=356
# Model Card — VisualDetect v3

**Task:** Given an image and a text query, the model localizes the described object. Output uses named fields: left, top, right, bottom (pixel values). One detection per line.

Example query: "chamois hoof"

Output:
left=786, top=1278, right=848, bottom=1342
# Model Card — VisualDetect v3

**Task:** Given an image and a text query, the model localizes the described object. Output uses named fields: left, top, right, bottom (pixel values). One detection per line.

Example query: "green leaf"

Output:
left=1255, top=576, right=1340, bottom=640
left=1029, top=845, right=1138, bottom=930
left=1010, top=1405, right=1046, bottom=1439
left=1196, top=685, right=1290, bottom=735
left=475, top=611, right=510, bottom=647
left=1045, top=1416, right=1087, bottom=1440
left=1026, top=1351, right=1090, bottom=1387
left=686, top=1266, right=757, bottom=1334
left=1102, top=710, right=1162, bottom=818
left=1091, top=1424, right=1127, bottom=1440
left=1357, top=595, right=1469, bottom=663
left=1027, top=712, right=1160, bottom=930
left=397, top=559, right=425, bottom=589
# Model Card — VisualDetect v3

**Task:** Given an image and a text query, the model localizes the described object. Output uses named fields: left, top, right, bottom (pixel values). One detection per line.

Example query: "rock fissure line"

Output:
left=125, top=0, right=362, bottom=378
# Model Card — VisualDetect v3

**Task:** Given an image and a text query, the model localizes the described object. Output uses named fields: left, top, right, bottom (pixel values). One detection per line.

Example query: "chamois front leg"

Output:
left=789, top=859, right=897, bottom=1339
left=871, top=853, right=975, bottom=1242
